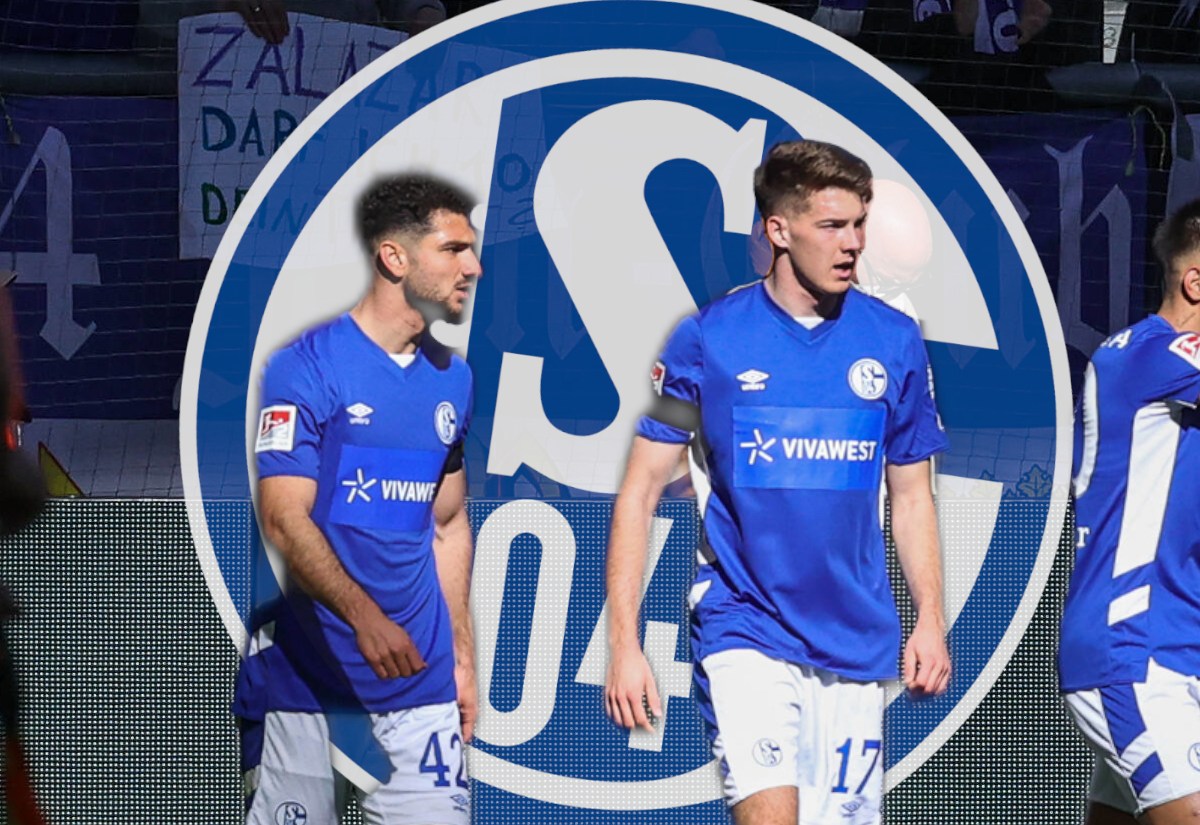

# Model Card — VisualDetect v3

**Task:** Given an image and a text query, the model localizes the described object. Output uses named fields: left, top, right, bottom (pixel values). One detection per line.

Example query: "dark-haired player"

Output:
left=239, top=173, right=481, bottom=824
left=605, top=141, right=950, bottom=825
left=1060, top=198, right=1200, bottom=825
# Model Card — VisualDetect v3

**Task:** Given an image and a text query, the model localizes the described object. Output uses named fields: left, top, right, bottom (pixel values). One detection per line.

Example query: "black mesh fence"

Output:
left=0, top=500, right=1089, bottom=824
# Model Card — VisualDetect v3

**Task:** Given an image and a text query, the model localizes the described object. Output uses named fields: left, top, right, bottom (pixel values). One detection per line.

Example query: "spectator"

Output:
left=222, top=0, right=446, bottom=43
left=918, top=0, right=1095, bottom=112
left=137, top=0, right=446, bottom=55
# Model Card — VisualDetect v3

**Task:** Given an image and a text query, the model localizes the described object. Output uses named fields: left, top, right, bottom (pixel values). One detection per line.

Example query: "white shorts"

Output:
left=1064, top=659, right=1200, bottom=816
left=244, top=703, right=469, bottom=825
left=697, top=648, right=885, bottom=825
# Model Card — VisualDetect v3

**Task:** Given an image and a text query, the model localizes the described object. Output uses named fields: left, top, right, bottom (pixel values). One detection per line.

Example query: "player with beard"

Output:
left=605, top=141, right=950, bottom=825
left=240, top=174, right=481, bottom=824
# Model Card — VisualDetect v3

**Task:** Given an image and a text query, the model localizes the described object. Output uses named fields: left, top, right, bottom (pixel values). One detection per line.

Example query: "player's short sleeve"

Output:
left=254, top=346, right=332, bottom=480
left=636, top=314, right=703, bottom=444
left=885, top=329, right=949, bottom=465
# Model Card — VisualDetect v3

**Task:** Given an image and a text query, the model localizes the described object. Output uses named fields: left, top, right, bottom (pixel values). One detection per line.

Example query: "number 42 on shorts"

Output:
left=419, top=732, right=469, bottom=789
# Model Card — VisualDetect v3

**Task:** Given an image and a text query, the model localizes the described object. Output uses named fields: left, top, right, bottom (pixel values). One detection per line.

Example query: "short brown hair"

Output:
left=753, top=141, right=873, bottom=220
left=1152, top=198, right=1200, bottom=278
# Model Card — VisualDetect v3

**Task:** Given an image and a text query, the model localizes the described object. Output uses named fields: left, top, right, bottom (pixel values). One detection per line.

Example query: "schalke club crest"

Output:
left=181, top=1, right=1070, bottom=821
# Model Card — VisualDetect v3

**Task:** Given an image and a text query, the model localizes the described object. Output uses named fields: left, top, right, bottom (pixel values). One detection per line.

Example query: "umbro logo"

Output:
left=347, top=402, right=374, bottom=425
left=737, top=369, right=769, bottom=391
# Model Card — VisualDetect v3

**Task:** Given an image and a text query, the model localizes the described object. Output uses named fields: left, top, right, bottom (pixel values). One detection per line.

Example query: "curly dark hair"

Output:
left=754, top=141, right=872, bottom=221
left=356, top=173, right=474, bottom=250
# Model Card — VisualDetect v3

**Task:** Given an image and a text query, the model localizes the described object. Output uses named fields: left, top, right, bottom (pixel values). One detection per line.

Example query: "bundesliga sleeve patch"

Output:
left=255, top=405, right=297, bottom=453
left=1168, top=333, right=1200, bottom=370
left=651, top=361, right=665, bottom=396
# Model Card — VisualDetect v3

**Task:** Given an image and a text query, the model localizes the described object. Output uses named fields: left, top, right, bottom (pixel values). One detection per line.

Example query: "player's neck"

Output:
left=351, top=290, right=425, bottom=355
left=765, top=264, right=842, bottom=320
left=1158, top=261, right=1200, bottom=334
left=1157, top=299, right=1200, bottom=336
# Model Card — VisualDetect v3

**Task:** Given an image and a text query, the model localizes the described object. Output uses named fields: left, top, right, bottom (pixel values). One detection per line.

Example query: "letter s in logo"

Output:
left=489, top=102, right=765, bottom=494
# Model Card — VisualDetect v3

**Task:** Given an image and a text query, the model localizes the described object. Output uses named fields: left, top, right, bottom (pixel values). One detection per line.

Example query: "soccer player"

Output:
left=605, top=141, right=951, bottom=825
left=240, top=174, right=481, bottom=824
left=1060, top=198, right=1200, bottom=825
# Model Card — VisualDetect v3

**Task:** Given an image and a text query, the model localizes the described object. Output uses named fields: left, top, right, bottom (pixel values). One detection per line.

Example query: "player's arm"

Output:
left=432, top=464, right=476, bottom=742
left=258, top=474, right=426, bottom=679
left=886, top=458, right=951, bottom=697
left=605, top=435, right=688, bottom=731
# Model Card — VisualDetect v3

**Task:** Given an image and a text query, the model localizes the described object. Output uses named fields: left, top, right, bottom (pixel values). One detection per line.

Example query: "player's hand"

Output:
left=1017, top=0, right=1051, bottom=44
left=904, top=617, right=950, bottom=698
left=354, top=611, right=427, bottom=679
left=225, top=0, right=289, bottom=44
left=605, top=645, right=662, bottom=731
left=455, top=662, right=478, bottom=743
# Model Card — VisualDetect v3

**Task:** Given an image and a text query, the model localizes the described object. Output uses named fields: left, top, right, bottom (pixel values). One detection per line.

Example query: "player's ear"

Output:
left=376, top=237, right=410, bottom=283
left=1183, top=264, right=1200, bottom=304
left=764, top=214, right=789, bottom=249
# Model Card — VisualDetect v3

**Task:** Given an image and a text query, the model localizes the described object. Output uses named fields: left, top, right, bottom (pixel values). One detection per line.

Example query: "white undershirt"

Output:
left=389, top=353, right=416, bottom=368
left=794, top=315, right=824, bottom=329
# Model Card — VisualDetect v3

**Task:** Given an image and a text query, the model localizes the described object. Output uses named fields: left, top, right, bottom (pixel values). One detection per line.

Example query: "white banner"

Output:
left=177, top=13, right=404, bottom=259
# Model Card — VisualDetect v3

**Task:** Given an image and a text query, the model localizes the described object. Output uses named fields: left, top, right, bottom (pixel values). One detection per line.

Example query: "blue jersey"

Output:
left=639, top=283, right=947, bottom=681
left=1059, top=315, right=1200, bottom=692
left=235, top=313, right=472, bottom=716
